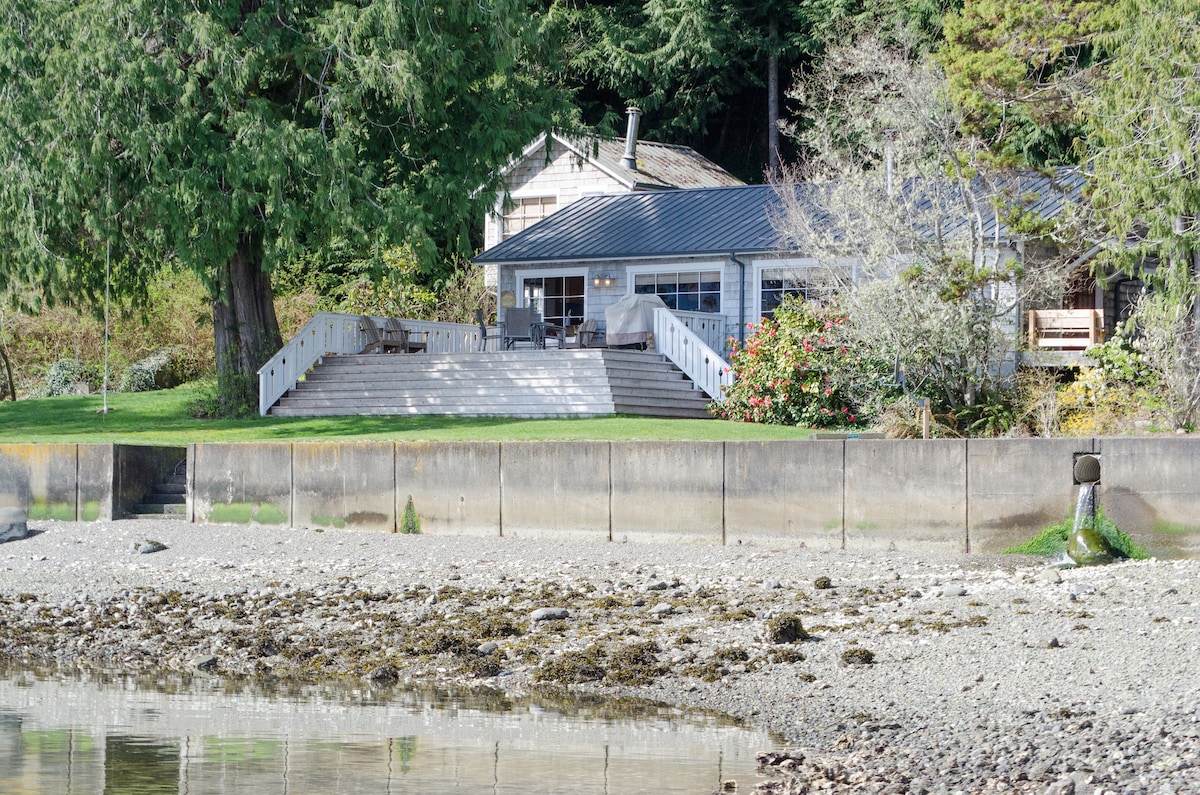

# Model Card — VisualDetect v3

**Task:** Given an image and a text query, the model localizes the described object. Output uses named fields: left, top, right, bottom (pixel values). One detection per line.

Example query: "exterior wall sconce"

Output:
left=592, top=274, right=615, bottom=287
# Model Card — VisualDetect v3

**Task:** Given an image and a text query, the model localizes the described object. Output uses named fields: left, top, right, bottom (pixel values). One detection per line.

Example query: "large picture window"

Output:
left=760, top=269, right=823, bottom=318
left=522, top=274, right=586, bottom=329
left=633, top=270, right=721, bottom=313
left=503, top=196, right=557, bottom=239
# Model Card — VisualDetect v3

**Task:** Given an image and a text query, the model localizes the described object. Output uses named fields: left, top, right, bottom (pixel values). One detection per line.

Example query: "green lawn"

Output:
left=0, top=383, right=820, bottom=444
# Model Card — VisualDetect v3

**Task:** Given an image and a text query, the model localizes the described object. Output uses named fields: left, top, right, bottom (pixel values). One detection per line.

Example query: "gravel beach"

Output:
left=2, top=519, right=1198, bottom=794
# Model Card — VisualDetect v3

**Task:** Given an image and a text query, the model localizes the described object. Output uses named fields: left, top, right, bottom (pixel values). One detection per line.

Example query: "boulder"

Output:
left=0, top=508, right=29, bottom=543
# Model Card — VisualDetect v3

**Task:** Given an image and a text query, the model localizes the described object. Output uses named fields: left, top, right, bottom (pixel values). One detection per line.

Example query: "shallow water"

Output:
left=0, top=668, right=776, bottom=794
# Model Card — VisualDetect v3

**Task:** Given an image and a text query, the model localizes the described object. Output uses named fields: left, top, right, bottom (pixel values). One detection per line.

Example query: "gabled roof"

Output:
left=498, top=132, right=744, bottom=193
left=475, top=185, right=783, bottom=264
left=475, top=170, right=1086, bottom=266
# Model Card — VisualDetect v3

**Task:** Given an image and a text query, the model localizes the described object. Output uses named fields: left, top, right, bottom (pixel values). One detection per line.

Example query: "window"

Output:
left=633, top=270, right=722, bottom=313
left=522, top=274, right=587, bottom=329
left=503, top=196, right=557, bottom=239
left=760, top=270, right=822, bottom=318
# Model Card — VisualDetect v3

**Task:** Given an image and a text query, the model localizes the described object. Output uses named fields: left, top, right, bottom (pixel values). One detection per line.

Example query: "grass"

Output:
left=1004, top=506, right=1149, bottom=560
left=0, top=383, right=821, bottom=445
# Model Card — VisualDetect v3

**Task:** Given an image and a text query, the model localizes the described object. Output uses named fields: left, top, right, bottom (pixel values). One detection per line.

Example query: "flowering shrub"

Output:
left=713, top=298, right=860, bottom=427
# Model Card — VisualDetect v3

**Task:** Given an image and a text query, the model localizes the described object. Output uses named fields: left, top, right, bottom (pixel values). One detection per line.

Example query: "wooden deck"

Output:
left=269, top=349, right=715, bottom=419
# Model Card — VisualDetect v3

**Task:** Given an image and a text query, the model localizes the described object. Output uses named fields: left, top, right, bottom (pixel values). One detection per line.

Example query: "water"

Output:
left=0, top=668, right=777, bottom=794
left=1072, top=483, right=1096, bottom=534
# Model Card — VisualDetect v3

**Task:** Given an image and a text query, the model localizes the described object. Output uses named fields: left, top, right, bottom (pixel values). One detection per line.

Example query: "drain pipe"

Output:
left=730, top=253, right=747, bottom=346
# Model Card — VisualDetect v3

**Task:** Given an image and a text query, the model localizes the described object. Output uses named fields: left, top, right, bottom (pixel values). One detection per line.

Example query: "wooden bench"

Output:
left=1027, top=309, right=1104, bottom=350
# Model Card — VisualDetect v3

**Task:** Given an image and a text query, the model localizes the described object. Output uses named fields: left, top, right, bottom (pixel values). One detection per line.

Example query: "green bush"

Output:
left=119, top=347, right=190, bottom=393
left=715, top=298, right=861, bottom=427
left=42, top=358, right=101, bottom=397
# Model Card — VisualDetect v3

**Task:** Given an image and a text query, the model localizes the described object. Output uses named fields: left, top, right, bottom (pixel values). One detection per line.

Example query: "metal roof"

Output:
left=475, top=170, right=1086, bottom=265
left=475, top=185, right=786, bottom=264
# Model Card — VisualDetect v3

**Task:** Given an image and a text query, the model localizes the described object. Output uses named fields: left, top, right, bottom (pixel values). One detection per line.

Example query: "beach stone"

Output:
left=191, top=654, right=217, bottom=671
left=1038, top=568, right=1063, bottom=584
left=0, top=508, right=29, bottom=543
left=478, top=641, right=499, bottom=655
left=648, top=602, right=674, bottom=616
left=1068, top=526, right=1115, bottom=566
left=133, top=540, right=168, bottom=554
left=366, top=664, right=399, bottom=683
left=530, top=607, right=569, bottom=621
left=646, top=580, right=670, bottom=591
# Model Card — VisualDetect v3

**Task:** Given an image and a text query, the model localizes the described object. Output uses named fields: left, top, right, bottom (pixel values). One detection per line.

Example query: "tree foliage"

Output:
left=0, top=0, right=568, bottom=412
left=777, top=41, right=1077, bottom=413
left=938, top=0, right=1110, bottom=165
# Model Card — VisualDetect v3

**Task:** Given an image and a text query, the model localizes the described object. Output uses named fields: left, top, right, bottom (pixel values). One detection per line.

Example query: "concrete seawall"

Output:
left=2, top=439, right=1198, bottom=556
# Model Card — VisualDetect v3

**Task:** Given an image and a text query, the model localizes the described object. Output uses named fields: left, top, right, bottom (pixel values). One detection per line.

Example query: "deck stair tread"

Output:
left=269, top=350, right=713, bottom=419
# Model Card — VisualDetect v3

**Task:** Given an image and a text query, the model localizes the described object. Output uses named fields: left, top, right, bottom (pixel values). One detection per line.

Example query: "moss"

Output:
left=80, top=500, right=100, bottom=521
left=766, top=613, right=810, bottom=644
left=841, top=647, right=875, bottom=665
left=28, top=500, right=74, bottom=521
left=253, top=503, right=287, bottom=525
left=714, top=646, right=750, bottom=663
left=1005, top=506, right=1148, bottom=559
left=768, top=648, right=806, bottom=664
left=400, top=495, right=420, bottom=534
left=458, top=655, right=502, bottom=678
left=535, top=646, right=607, bottom=684
left=713, top=606, right=757, bottom=621
left=608, top=641, right=666, bottom=685
left=681, top=660, right=724, bottom=682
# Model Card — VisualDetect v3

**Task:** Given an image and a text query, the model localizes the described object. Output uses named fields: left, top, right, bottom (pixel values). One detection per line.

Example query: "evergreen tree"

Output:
left=0, top=0, right=567, bottom=413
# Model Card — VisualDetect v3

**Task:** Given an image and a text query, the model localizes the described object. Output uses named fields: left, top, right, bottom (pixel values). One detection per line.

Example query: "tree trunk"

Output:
left=767, top=16, right=780, bottom=178
left=0, top=343, right=14, bottom=400
left=212, top=235, right=283, bottom=415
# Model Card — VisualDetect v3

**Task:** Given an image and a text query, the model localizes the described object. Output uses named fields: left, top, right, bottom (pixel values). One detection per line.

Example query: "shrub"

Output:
left=715, top=298, right=861, bottom=427
left=119, top=347, right=190, bottom=393
left=42, top=358, right=101, bottom=397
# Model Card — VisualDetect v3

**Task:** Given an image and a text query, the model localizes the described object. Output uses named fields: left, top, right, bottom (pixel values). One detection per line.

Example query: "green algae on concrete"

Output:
left=27, top=500, right=74, bottom=521
left=209, top=502, right=287, bottom=525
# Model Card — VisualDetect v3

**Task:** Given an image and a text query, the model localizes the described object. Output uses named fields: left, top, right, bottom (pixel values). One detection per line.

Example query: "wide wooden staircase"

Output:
left=268, top=349, right=715, bottom=419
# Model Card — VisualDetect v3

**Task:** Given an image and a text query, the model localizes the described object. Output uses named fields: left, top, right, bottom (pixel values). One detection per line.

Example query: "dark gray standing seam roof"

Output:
left=473, top=170, right=1086, bottom=266
left=475, top=185, right=785, bottom=264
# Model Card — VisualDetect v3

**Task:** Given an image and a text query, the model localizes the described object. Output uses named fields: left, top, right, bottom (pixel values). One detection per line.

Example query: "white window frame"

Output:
left=626, top=261, right=726, bottom=315
left=515, top=267, right=589, bottom=326
left=754, top=258, right=823, bottom=321
left=502, top=194, right=559, bottom=240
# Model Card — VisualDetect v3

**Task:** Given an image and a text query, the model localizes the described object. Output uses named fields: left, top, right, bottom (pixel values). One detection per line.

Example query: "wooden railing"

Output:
left=653, top=308, right=733, bottom=401
left=1027, top=309, right=1104, bottom=351
left=669, top=309, right=730, bottom=354
left=257, top=313, right=487, bottom=416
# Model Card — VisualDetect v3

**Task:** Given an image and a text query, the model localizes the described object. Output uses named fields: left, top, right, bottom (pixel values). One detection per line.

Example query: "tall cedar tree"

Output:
left=0, top=0, right=566, bottom=413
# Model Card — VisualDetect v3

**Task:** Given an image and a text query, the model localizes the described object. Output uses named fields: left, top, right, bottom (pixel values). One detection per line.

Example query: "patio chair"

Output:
left=501, top=307, right=539, bottom=349
left=359, top=316, right=403, bottom=354
left=575, top=318, right=600, bottom=348
left=383, top=318, right=427, bottom=353
left=474, top=308, right=502, bottom=352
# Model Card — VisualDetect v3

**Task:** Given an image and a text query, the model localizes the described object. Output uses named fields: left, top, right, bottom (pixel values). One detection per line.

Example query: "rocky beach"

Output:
left=2, top=519, right=1198, bottom=794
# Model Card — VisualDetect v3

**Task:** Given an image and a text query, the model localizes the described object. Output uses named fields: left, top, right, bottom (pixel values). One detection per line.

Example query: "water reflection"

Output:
left=0, top=668, right=777, bottom=794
